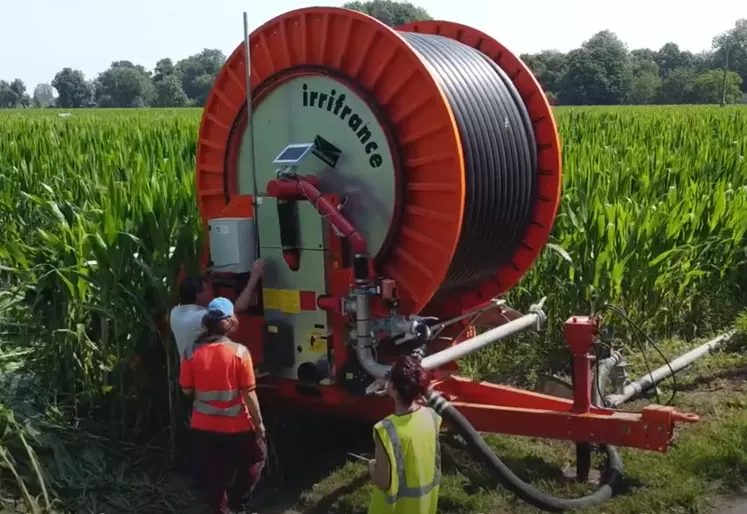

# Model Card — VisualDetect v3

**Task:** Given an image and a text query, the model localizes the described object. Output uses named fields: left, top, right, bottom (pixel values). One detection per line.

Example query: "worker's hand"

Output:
left=368, top=458, right=376, bottom=477
left=255, top=421, right=266, bottom=440
left=365, top=377, right=388, bottom=396
left=251, top=258, right=266, bottom=278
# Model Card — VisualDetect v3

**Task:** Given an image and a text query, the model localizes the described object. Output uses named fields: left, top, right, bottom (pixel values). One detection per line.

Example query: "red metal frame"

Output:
left=432, top=317, right=699, bottom=453
left=199, top=186, right=700, bottom=456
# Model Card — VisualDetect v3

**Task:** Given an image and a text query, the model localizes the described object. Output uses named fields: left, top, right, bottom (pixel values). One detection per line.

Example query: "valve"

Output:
left=386, top=315, right=440, bottom=344
left=609, top=358, right=629, bottom=395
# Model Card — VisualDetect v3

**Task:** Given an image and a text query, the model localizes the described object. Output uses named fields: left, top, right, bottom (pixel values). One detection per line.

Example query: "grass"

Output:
left=0, top=104, right=745, bottom=512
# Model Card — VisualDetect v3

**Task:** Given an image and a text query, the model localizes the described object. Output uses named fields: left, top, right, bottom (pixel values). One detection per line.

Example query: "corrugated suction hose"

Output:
left=425, top=390, right=624, bottom=512
left=400, top=32, right=537, bottom=297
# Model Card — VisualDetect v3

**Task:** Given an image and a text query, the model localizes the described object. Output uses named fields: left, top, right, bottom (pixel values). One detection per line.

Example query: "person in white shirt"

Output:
left=169, top=258, right=265, bottom=489
left=170, top=259, right=265, bottom=360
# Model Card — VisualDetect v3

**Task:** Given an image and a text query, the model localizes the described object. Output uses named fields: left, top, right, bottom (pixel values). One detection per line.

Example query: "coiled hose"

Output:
left=425, top=390, right=624, bottom=512
left=399, top=32, right=537, bottom=297
left=397, top=34, right=623, bottom=510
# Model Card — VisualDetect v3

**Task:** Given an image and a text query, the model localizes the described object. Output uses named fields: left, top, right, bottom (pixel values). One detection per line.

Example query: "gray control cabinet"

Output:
left=207, top=217, right=256, bottom=273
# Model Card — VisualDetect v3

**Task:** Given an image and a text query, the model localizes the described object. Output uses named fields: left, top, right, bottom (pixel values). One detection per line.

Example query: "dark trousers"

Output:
left=193, top=429, right=266, bottom=514
left=189, top=453, right=203, bottom=488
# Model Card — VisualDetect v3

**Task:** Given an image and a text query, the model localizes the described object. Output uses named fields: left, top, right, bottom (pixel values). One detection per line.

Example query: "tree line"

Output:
left=0, top=0, right=745, bottom=108
left=521, top=25, right=746, bottom=105
left=0, top=49, right=224, bottom=109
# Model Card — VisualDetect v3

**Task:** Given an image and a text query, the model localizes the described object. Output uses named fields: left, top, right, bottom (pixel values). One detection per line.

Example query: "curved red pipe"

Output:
left=266, top=178, right=368, bottom=255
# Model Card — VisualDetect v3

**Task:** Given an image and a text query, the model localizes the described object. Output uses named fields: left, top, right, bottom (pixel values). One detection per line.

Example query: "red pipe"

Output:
left=283, top=249, right=300, bottom=271
left=317, top=295, right=342, bottom=313
left=267, top=178, right=368, bottom=255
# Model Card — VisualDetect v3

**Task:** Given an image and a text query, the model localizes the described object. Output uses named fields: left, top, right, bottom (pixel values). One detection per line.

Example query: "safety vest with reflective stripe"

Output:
left=183, top=339, right=253, bottom=431
left=368, top=406, right=442, bottom=514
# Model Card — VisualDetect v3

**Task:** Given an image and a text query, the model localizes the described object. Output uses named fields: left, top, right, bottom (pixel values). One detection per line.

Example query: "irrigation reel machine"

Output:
left=192, top=7, right=700, bottom=511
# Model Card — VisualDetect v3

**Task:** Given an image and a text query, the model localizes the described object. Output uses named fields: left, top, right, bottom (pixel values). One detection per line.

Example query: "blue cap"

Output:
left=205, top=297, right=234, bottom=321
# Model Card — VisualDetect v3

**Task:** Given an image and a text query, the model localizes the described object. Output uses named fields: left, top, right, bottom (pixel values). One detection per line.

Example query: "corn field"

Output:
left=0, top=106, right=745, bottom=511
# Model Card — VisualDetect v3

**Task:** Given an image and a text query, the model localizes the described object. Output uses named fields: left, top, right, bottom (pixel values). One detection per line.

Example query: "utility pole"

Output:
left=720, top=40, right=731, bottom=107
left=242, top=12, right=260, bottom=257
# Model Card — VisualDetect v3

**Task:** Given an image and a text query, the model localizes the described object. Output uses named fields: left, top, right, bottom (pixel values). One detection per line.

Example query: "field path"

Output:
left=716, top=502, right=747, bottom=514
left=711, top=491, right=747, bottom=514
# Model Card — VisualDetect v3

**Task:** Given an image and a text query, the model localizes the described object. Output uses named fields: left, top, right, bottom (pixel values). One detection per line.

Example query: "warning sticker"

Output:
left=308, top=329, right=327, bottom=353
left=263, top=288, right=301, bottom=314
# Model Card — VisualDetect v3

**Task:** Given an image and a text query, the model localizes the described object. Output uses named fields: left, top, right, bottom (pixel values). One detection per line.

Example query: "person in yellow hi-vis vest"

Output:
left=367, top=356, right=442, bottom=514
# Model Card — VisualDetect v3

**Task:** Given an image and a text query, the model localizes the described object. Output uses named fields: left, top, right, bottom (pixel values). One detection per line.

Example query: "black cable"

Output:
left=400, top=33, right=537, bottom=296
left=594, top=304, right=677, bottom=406
left=426, top=390, right=623, bottom=512
left=594, top=340, right=612, bottom=408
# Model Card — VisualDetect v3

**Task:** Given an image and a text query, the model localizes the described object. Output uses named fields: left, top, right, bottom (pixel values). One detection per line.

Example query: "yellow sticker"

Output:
left=267, top=325, right=278, bottom=333
left=263, top=288, right=301, bottom=314
left=308, top=329, right=327, bottom=353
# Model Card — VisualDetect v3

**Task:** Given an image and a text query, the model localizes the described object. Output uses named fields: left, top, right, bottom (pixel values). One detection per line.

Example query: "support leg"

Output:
left=575, top=443, right=591, bottom=482
left=568, top=348, right=592, bottom=483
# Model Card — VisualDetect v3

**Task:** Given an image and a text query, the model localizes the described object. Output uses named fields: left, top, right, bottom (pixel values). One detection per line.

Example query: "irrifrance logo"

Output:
left=302, top=84, right=384, bottom=169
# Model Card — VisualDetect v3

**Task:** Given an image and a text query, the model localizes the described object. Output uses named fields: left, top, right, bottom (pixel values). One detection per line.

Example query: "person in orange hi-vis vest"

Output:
left=179, top=297, right=266, bottom=514
left=171, top=259, right=265, bottom=490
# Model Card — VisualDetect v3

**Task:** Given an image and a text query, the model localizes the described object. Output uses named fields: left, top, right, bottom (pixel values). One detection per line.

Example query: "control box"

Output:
left=207, top=217, right=256, bottom=273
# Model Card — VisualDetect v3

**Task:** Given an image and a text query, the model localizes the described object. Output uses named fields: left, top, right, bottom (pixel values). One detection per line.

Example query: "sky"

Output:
left=1, top=0, right=744, bottom=93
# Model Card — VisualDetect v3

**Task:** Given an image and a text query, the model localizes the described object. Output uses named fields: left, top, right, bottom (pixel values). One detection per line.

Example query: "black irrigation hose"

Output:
left=400, top=33, right=537, bottom=295
left=425, top=390, right=624, bottom=512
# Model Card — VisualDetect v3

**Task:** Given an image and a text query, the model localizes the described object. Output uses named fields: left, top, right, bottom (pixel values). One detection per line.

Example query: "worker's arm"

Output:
left=240, top=388, right=265, bottom=437
left=369, top=430, right=391, bottom=491
left=178, top=357, right=194, bottom=396
left=237, top=349, right=266, bottom=438
left=234, top=259, right=265, bottom=312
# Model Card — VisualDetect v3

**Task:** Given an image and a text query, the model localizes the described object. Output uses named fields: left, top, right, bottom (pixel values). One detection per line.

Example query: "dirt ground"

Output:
left=715, top=499, right=747, bottom=514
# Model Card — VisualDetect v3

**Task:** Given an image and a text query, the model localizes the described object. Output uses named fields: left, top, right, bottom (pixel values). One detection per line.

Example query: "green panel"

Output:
left=256, top=196, right=329, bottom=251
left=257, top=194, right=331, bottom=380
left=260, top=246, right=330, bottom=380
left=257, top=197, right=282, bottom=249
left=261, top=246, right=327, bottom=292
left=238, top=75, right=397, bottom=258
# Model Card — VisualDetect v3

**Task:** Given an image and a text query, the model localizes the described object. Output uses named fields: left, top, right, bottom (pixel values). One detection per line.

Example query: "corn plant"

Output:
left=0, top=110, right=203, bottom=438
left=504, top=106, right=747, bottom=373
left=0, top=105, right=745, bottom=421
